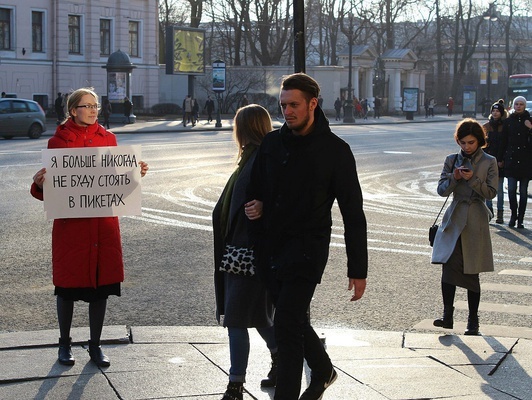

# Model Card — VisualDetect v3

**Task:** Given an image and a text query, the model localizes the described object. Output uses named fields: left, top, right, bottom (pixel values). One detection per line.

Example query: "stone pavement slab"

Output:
left=0, top=373, right=115, bottom=400
left=1, top=326, right=530, bottom=399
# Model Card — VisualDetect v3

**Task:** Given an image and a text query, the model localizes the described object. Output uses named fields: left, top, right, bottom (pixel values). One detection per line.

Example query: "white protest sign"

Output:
left=42, top=145, right=142, bottom=219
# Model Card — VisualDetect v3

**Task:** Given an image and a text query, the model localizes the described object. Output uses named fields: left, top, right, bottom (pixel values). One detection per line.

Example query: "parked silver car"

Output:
left=0, top=98, right=46, bottom=139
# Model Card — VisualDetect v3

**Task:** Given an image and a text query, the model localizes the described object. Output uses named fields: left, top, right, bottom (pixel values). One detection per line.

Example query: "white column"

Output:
left=394, top=69, right=402, bottom=112
left=353, top=66, right=360, bottom=99
left=366, top=68, right=374, bottom=100
left=407, top=71, right=415, bottom=87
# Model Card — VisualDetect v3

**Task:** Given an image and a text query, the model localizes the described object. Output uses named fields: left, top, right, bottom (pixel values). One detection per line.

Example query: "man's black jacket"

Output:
left=248, top=107, right=368, bottom=283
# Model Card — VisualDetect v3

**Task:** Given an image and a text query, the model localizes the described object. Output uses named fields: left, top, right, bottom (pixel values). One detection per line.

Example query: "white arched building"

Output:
left=337, top=46, right=424, bottom=113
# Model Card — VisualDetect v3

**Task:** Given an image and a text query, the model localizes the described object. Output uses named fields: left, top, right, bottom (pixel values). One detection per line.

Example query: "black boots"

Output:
left=58, top=338, right=110, bottom=367
left=464, top=315, right=480, bottom=336
left=88, top=340, right=110, bottom=367
left=517, top=214, right=525, bottom=229
left=509, top=213, right=517, bottom=227
left=58, top=337, right=75, bottom=365
left=221, top=381, right=243, bottom=400
left=433, top=306, right=454, bottom=329
left=260, top=351, right=278, bottom=387
left=495, top=210, right=504, bottom=224
left=434, top=309, right=481, bottom=335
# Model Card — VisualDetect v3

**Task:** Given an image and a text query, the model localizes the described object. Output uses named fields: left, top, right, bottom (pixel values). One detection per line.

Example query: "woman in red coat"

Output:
left=31, top=87, right=148, bottom=367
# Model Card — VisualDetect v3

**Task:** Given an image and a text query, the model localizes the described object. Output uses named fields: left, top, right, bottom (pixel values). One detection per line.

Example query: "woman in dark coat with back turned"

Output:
left=482, top=101, right=507, bottom=223
left=431, top=119, right=497, bottom=336
left=212, top=104, right=277, bottom=400
left=498, top=96, right=532, bottom=228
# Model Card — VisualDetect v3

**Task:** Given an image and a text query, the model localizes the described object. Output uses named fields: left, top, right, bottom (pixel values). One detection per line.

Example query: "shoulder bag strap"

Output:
left=432, top=153, right=459, bottom=226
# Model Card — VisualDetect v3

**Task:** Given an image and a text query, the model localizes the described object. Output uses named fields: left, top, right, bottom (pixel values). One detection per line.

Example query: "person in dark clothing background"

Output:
left=246, top=73, right=368, bottom=400
left=498, top=96, right=532, bottom=228
left=204, top=95, right=215, bottom=123
left=123, top=97, right=133, bottom=123
left=482, top=102, right=507, bottom=223
left=55, top=93, right=65, bottom=124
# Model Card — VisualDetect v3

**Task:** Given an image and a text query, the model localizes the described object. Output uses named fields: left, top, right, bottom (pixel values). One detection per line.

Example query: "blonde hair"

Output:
left=64, top=87, right=100, bottom=124
left=233, top=104, right=273, bottom=157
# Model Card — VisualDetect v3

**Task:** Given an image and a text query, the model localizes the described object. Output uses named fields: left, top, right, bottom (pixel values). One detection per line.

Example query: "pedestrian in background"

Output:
left=213, top=104, right=277, bottom=400
left=247, top=73, right=368, bottom=400
left=123, top=96, right=133, bottom=123
left=317, top=94, right=323, bottom=109
left=374, top=96, right=382, bottom=119
left=102, top=98, right=112, bottom=129
left=361, top=98, right=369, bottom=119
left=334, top=97, right=342, bottom=121
left=204, top=95, right=215, bottom=123
left=55, top=92, right=65, bottom=124
left=192, top=97, right=199, bottom=126
left=498, top=96, right=532, bottom=228
left=431, top=119, right=497, bottom=336
left=30, top=87, right=149, bottom=367
left=483, top=102, right=507, bottom=223
left=447, top=97, right=454, bottom=116
left=429, top=98, right=436, bottom=117
left=182, top=95, right=193, bottom=127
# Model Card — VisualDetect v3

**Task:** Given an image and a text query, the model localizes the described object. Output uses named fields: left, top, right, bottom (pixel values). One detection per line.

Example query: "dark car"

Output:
left=0, top=98, right=46, bottom=139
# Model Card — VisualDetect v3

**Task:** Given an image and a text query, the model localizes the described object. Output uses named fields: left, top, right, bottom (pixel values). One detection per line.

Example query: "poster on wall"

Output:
left=462, top=87, right=477, bottom=117
left=402, top=88, right=419, bottom=112
left=165, top=27, right=205, bottom=75
left=108, top=72, right=127, bottom=102
left=479, top=61, right=487, bottom=85
left=212, top=61, right=226, bottom=92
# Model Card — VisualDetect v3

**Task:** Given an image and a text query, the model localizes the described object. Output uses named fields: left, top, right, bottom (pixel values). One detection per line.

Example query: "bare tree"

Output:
left=196, top=68, right=268, bottom=113
left=188, top=0, right=204, bottom=28
left=449, top=0, right=483, bottom=98
left=158, top=0, right=189, bottom=63
left=240, top=0, right=292, bottom=66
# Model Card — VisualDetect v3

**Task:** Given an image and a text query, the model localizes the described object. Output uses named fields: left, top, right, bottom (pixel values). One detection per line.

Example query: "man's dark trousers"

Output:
left=262, top=267, right=333, bottom=399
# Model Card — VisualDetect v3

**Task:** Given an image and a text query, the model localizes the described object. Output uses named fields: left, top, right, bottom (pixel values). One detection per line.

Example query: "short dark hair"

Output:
left=280, top=73, right=320, bottom=102
left=454, top=118, right=487, bottom=147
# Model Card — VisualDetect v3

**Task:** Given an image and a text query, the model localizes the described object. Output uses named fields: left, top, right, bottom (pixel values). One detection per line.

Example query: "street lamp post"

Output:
left=483, top=2, right=498, bottom=104
left=343, top=22, right=355, bottom=123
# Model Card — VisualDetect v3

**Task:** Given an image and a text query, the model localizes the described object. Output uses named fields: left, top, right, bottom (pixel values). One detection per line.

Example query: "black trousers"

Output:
left=261, top=268, right=332, bottom=399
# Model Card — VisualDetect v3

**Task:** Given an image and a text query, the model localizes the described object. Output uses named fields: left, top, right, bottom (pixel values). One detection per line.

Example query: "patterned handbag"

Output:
left=220, top=245, right=256, bottom=276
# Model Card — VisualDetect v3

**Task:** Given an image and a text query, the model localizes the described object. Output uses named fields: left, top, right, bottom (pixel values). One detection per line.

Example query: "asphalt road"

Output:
left=1, top=122, right=530, bottom=335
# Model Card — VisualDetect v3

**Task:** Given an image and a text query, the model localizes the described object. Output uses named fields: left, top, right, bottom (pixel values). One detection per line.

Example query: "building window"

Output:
left=100, top=19, right=111, bottom=56
left=0, top=8, right=12, bottom=50
left=32, top=11, right=44, bottom=53
left=68, top=15, right=81, bottom=54
left=129, top=21, right=139, bottom=57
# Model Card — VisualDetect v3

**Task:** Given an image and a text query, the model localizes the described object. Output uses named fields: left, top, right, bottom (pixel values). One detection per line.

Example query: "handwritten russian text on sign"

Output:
left=42, top=146, right=142, bottom=219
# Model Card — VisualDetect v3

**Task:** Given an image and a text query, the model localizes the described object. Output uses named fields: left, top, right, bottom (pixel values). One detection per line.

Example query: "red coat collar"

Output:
left=54, top=119, right=108, bottom=143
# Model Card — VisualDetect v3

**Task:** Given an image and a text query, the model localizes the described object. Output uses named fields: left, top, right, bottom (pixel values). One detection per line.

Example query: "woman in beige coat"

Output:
left=431, top=119, right=498, bottom=335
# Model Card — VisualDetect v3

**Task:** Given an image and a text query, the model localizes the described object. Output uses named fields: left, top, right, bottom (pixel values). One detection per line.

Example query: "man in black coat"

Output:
left=204, top=95, right=215, bottom=122
left=246, top=73, right=368, bottom=400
